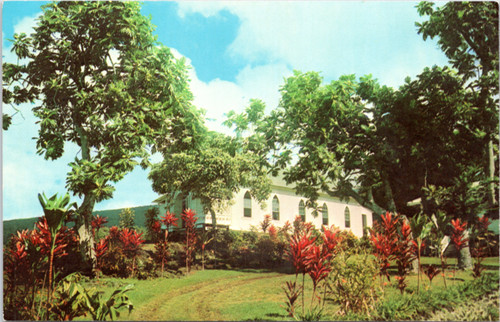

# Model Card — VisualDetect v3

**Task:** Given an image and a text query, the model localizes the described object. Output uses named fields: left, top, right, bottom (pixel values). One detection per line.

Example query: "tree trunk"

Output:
left=487, top=140, right=497, bottom=211
left=210, top=208, right=218, bottom=269
left=76, top=193, right=96, bottom=276
left=458, top=229, right=473, bottom=270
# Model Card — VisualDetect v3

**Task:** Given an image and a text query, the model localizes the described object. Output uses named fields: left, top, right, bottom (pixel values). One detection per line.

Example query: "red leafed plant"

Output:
left=119, top=228, right=145, bottom=277
left=269, top=225, right=278, bottom=240
left=94, top=239, right=108, bottom=277
left=91, top=214, right=108, bottom=238
left=394, top=221, right=417, bottom=294
left=181, top=209, right=198, bottom=273
left=370, top=212, right=400, bottom=281
left=283, top=225, right=341, bottom=319
left=450, top=218, right=468, bottom=252
left=424, top=264, right=441, bottom=286
left=161, top=211, right=179, bottom=230
left=471, top=216, right=495, bottom=278
left=322, top=225, right=342, bottom=255
left=261, top=214, right=272, bottom=233
left=152, top=220, right=162, bottom=234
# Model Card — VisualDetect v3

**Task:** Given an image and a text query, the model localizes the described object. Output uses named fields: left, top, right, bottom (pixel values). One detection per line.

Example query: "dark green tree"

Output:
left=119, top=208, right=135, bottom=230
left=416, top=1, right=499, bottom=212
left=2, top=2, right=203, bottom=272
left=149, top=128, right=271, bottom=228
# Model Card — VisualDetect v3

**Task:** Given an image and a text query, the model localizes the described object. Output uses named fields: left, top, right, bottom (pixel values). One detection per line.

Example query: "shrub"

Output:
left=373, top=273, right=499, bottom=321
left=327, top=251, right=380, bottom=316
left=181, top=209, right=198, bottom=273
left=337, top=230, right=359, bottom=250
left=144, top=207, right=161, bottom=242
left=119, top=208, right=135, bottom=229
left=91, top=214, right=108, bottom=239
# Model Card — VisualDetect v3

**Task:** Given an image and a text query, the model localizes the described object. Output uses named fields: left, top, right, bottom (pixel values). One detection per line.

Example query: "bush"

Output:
left=327, top=251, right=381, bottom=316
left=373, top=273, right=499, bottom=321
left=119, top=208, right=135, bottom=229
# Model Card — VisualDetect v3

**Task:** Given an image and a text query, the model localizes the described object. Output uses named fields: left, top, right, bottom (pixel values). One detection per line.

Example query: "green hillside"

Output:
left=3, top=205, right=160, bottom=244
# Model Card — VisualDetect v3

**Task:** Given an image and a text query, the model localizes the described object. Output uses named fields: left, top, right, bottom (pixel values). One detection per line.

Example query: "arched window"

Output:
left=322, top=203, right=328, bottom=226
left=244, top=191, right=252, bottom=217
left=299, top=200, right=306, bottom=222
left=344, top=206, right=351, bottom=228
left=272, top=195, right=280, bottom=220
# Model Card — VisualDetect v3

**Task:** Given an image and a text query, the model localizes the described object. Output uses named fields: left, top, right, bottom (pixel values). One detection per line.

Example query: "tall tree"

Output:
left=416, top=1, right=499, bottom=212
left=2, top=2, right=203, bottom=272
left=226, top=73, right=389, bottom=215
left=149, top=128, right=271, bottom=228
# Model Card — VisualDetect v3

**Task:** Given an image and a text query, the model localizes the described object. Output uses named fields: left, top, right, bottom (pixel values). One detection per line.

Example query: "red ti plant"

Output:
left=261, top=214, right=272, bottom=233
left=450, top=218, right=468, bottom=252
left=286, top=230, right=316, bottom=316
left=91, top=214, right=108, bottom=239
left=119, top=228, right=145, bottom=277
left=394, top=221, right=417, bottom=294
left=424, top=264, right=441, bottom=286
left=303, top=243, right=332, bottom=306
left=450, top=218, right=468, bottom=281
left=471, top=216, right=495, bottom=278
left=181, top=209, right=198, bottom=273
left=370, top=212, right=399, bottom=282
left=268, top=225, right=278, bottom=240
left=293, top=215, right=304, bottom=235
left=161, top=211, right=179, bottom=232
left=94, top=239, right=108, bottom=277
left=37, top=192, right=75, bottom=300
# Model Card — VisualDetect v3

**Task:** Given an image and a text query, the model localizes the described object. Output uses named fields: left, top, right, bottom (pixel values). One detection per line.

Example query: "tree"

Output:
left=416, top=1, right=499, bottom=269
left=416, top=1, right=499, bottom=212
left=149, top=129, right=271, bottom=229
left=119, top=208, right=135, bottom=230
left=2, top=2, right=203, bottom=272
left=227, top=73, right=388, bottom=215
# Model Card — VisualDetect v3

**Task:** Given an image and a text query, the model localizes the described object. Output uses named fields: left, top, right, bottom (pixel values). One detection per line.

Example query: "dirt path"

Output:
left=128, top=271, right=285, bottom=321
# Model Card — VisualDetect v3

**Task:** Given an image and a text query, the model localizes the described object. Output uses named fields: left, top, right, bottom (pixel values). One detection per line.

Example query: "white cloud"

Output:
left=172, top=47, right=291, bottom=134
left=177, top=1, right=449, bottom=87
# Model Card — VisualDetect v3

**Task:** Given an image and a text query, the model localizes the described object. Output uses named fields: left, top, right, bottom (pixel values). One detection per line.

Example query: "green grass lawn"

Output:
left=78, top=257, right=499, bottom=321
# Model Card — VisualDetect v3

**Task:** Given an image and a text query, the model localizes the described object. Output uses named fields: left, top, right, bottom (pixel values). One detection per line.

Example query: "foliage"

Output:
left=394, top=220, right=417, bottom=294
left=283, top=224, right=342, bottom=320
left=450, top=218, right=468, bottom=252
left=149, top=130, right=271, bottom=228
left=260, top=214, right=272, bottom=233
left=370, top=212, right=399, bottom=280
left=427, top=290, right=499, bottom=321
left=91, top=215, right=108, bottom=239
left=327, top=250, right=380, bottom=316
left=471, top=215, right=497, bottom=278
left=3, top=1, right=204, bottom=271
left=181, top=209, right=198, bottom=273
left=161, top=211, right=179, bottom=230
left=373, top=273, right=499, bottom=321
left=119, top=228, right=145, bottom=277
left=282, top=281, right=301, bottom=319
left=144, top=207, right=160, bottom=242
left=46, top=272, right=134, bottom=321
left=119, top=208, right=136, bottom=229
left=423, top=264, right=440, bottom=286
left=3, top=214, right=80, bottom=320
left=416, top=1, right=499, bottom=217
left=409, top=213, right=432, bottom=292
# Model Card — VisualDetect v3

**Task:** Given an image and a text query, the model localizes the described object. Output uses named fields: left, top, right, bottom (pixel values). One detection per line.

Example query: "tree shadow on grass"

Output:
left=245, top=313, right=289, bottom=321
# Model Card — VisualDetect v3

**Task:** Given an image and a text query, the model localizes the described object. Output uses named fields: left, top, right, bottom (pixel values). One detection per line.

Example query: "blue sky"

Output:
left=2, top=1, right=449, bottom=221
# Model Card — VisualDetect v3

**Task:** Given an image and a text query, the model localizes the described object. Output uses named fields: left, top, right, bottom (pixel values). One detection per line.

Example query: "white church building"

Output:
left=154, top=176, right=373, bottom=238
